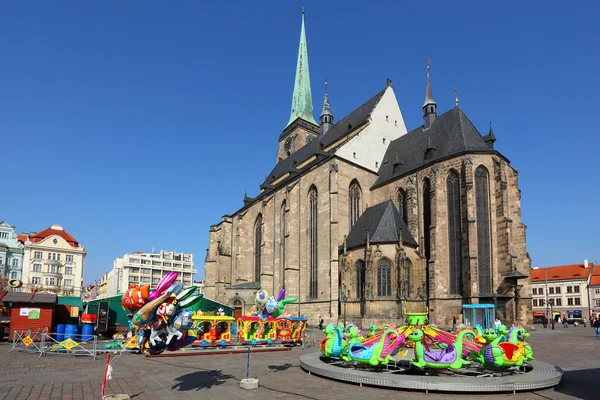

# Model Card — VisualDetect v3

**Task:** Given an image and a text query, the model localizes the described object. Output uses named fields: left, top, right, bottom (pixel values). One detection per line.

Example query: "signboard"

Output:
left=19, top=308, right=41, bottom=320
left=97, top=302, right=109, bottom=332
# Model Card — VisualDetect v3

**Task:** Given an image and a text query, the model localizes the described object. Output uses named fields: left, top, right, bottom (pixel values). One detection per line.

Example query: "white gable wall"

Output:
left=334, top=86, right=408, bottom=172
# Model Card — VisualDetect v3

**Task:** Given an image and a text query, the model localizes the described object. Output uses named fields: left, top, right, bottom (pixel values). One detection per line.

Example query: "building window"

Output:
left=141, top=259, right=150, bottom=264
left=0, top=232, right=7, bottom=239
left=280, top=201, right=286, bottom=288
left=34, top=251, right=43, bottom=259
left=532, top=299, right=538, bottom=307
left=254, top=214, right=263, bottom=282
left=423, top=179, right=432, bottom=262
left=48, top=265, right=58, bottom=274
left=10, top=271, right=17, bottom=279
left=539, top=298, right=545, bottom=306
left=64, top=267, right=73, bottom=275
left=66, top=255, right=74, bottom=262
left=575, top=297, right=581, bottom=305
left=48, top=278, right=56, bottom=286
left=32, top=277, right=41, bottom=285
left=397, top=188, right=408, bottom=225
left=57, top=254, right=61, bottom=261
left=532, top=288, right=537, bottom=295
left=567, top=286, right=572, bottom=293
left=12, top=258, right=18, bottom=267
left=574, top=286, right=580, bottom=293
left=356, top=260, right=365, bottom=299
left=475, top=166, right=492, bottom=294
left=377, top=259, right=392, bottom=297
left=164, top=262, right=171, bottom=268
left=538, top=287, right=543, bottom=295
left=33, top=264, right=42, bottom=272
left=141, top=268, right=151, bottom=275
left=447, top=170, right=462, bottom=295
left=152, top=261, right=161, bottom=266
left=595, top=288, right=600, bottom=295
left=595, top=299, right=600, bottom=307
left=402, top=258, right=412, bottom=298
left=348, top=180, right=361, bottom=228
left=549, top=287, right=554, bottom=294
left=555, top=298, right=562, bottom=306
left=555, top=287, right=561, bottom=294
left=309, top=186, right=318, bottom=298
left=64, top=279, right=72, bottom=287
left=567, top=298, right=573, bottom=306
left=130, top=258, right=140, bottom=264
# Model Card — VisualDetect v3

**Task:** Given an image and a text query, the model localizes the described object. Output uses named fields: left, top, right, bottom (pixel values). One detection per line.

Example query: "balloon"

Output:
left=121, top=284, right=150, bottom=313
left=147, top=272, right=179, bottom=302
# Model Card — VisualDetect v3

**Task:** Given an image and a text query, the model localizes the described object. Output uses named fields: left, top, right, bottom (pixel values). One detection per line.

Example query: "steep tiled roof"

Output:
left=531, top=263, right=593, bottom=282
left=263, top=86, right=387, bottom=189
left=17, top=234, right=27, bottom=244
left=373, top=107, right=500, bottom=188
left=344, top=200, right=417, bottom=251
left=29, top=227, right=80, bottom=248
left=589, top=264, right=600, bottom=286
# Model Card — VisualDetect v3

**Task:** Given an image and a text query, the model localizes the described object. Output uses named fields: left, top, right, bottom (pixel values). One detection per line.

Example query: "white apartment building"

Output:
left=531, top=262, right=592, bottom=322
left=21, top=224, right=87, bottom=297
left=110, top=250, right=196, bottom=294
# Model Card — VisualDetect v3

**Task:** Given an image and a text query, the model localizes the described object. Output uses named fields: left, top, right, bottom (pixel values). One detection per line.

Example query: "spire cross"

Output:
left=454, top=87, right=459, bottom=106
left=426, top=58, right=432, bottom=76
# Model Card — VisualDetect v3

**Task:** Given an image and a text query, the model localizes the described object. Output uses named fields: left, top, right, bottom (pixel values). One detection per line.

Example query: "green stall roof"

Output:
left=57, top=296, right=83, bottom=308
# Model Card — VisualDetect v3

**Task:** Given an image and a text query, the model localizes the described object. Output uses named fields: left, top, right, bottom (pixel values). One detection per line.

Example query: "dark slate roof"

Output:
left=230, top=282, right=261, bottom=290
left=0, top=292, right=57, bottom=304
left=262, top=86, right=388, bottom=189
left=345, top=200, right=417, bottom=251
left=373, top=107, right=500, bottom=188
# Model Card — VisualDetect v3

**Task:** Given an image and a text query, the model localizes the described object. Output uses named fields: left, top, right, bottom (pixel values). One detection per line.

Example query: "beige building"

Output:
left=21, top=224, right=87, bottom=297
left=204, top=13, right=531, bottom=327
left=531, top=262, right=592, bottom=322
left=108, top=250, right=196, bottom=295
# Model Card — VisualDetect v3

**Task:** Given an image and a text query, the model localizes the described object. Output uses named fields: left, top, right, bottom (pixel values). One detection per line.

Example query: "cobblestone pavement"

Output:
left=1, top=325, right=598, bottom=400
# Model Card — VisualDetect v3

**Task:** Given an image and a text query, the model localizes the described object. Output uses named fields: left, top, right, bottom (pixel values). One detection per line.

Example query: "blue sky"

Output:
left=1, top=1, right=598, bottom=283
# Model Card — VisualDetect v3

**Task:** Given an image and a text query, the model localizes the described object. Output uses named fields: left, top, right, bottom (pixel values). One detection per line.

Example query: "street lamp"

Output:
left=340, top=290, right=349, bottom=326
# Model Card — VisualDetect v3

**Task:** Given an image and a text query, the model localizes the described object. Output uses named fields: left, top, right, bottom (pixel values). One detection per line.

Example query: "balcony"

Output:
left=45, top=271, right=63, bottom=279
left=45, top=259, right=63, bottom=267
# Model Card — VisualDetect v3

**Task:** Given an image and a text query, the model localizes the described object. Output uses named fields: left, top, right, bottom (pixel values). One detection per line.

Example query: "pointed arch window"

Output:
left=254, top=214, right=262, bottom=282
left=349, top=181, right=361, bottom=228
left=356, top=260, right=365, bottom=299
left=280, top=201, right=287, bottom=289
left=402, top=258, right=412, bottom=298
left=377, top=259, right=392, bottom=297
left=397, top=188, right=408, bottom=225
left=309, top=186, right=318, bottom=298
left=423, top=179, right=432, bottom=261
left=447, top=171, right=462, bottom=295
left=475, top=166, right=492, bottom=294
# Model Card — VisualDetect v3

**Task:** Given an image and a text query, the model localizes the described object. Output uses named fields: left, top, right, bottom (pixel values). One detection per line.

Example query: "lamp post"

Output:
left=340, top=290, right=348, bottom=327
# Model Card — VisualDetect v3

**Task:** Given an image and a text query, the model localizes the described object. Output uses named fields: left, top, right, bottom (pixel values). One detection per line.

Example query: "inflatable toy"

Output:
left=410, top=328, right=474, bottom=370
left=254, top=288, right=298, bottom=321
left=121, top=283, right=150, bottom=313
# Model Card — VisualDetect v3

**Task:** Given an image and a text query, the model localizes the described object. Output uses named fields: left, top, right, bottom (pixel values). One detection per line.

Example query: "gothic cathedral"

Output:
left=203, top=12, right=532, bottom=328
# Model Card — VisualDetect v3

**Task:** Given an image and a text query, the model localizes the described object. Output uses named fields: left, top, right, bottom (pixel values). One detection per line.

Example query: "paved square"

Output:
left=1, top=326, right=598, bottom=400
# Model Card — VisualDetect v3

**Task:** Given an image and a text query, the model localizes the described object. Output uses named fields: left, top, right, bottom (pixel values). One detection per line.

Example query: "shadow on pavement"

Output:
left=267, top=363, right=292, bottom=372
left=171, top=370, right=235, bottom=391
left=554, top=367, right=600, bottom=399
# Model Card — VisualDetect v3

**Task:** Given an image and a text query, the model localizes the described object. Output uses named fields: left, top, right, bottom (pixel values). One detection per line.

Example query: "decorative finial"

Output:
left=386, top=78, right=393, bottom=87
left=426, top=58, right=432, bottom=74
left=454, top=87, right=459, bottom=107
left=302, top=7, right=305, bottom=15
left=325, top=76, right=328, bottom=94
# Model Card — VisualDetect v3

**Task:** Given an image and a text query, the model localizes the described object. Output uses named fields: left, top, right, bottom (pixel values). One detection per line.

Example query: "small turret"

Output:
left=423, top=60, right=437, bottom=129
left=484, top=122, right=496, bottom=149
left=320, top=78, right=334, bottom=135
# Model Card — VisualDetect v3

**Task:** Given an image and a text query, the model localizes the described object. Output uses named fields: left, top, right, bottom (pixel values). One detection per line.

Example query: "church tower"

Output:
left=423, top=61, right=437, bottom=129
left=277, top=10, right=320, bottom=162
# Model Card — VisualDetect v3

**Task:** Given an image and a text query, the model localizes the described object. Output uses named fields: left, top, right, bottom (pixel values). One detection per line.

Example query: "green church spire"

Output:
left=286, top=9, right=317, bottom=127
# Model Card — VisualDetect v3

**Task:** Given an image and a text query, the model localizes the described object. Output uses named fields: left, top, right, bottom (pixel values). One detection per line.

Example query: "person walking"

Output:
left=318, top=316, right=324, bottom=331
left=594, top=318, right=600, bottom=337
left=563, top=316, right=569, bottom=328
left=583, top=317, right=587, bottom=328
left=452, top=316, right=457, bottom=332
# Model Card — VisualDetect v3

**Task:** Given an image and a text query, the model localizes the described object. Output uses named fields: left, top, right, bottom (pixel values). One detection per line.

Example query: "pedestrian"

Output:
left=494, top=317, right=501, bottom=330
left=452, top=316, right=457, bottom=332
left=594, top=318, right=600, bottom=337
left=583, top=317, right=587, bottom=328
left=318, top=316, right=324, bottom=331
left=563, top=317, right=569, bottom=328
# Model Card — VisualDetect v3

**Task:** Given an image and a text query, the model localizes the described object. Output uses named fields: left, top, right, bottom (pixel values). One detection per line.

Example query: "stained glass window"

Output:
left=447, top=171, right=462, bottom=295
left=309, top=186, right=318, bottom=298
left=254, top=214, right=262, bottom=281
left=377, top=259, right=392, bottom=296
left=349, top=181, right=361, bottom=228
left=475, top=167, right=492, bottom=294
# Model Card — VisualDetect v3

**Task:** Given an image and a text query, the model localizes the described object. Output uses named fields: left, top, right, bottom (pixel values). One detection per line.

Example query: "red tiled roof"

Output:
left=29, top=227, right=80, bottom=247
left=589, top=265, right=600, bottom=286
left=17, top=234, right=28, bottom=244
left=531, top=263, right=593, bottom=282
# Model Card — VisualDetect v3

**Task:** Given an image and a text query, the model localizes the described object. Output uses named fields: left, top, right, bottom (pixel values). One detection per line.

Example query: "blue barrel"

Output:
left=56, top=324, right=66, bottom=341
left=81, top=324, right=94, bottom=341
left=232, top=323, right=237, bottom=336
left=65, top=324, right=79, bottom=341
